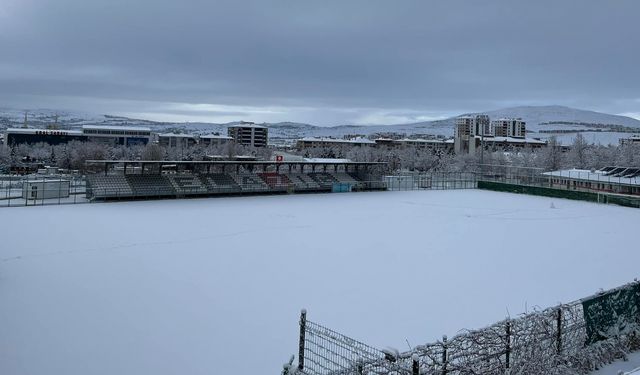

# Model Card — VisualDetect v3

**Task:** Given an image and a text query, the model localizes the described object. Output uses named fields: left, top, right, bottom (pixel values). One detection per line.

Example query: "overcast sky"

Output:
left=0, top=0, right=638, bottom=125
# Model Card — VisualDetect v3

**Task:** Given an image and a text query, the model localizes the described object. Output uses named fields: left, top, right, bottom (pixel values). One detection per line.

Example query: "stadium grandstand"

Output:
left=85, top=160, right=386, bottom=200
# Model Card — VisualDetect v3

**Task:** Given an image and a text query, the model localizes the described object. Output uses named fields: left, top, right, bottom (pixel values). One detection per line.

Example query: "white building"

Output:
left=157, top=133, right=198, bottom=148
left=82, top=125, right=151, bottom=146
left=199, top=134, right=232, bottom=147
left=296, top=137, right=376, bottom=149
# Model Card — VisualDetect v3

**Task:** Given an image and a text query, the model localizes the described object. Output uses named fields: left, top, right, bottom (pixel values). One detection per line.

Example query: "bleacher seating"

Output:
left=166, top=174, right=208, bottom=194
left=285, top=174, right=321, bottom=190
left=87, top=168, right=380, bottom=200
left=126, top=175, right=176, bottom=196
left=230, top=173, right=270, bottom=192
left=308, top=173, right=338, bottom=188
left=330, top=173, right=360, bottom=185
left=87, top=175, right=134, bottom=198
left=200, top=173, right=241, bottom=193
left=348, top=173, right=364, bottom=182
left=258, top=172, right=292, bottom=189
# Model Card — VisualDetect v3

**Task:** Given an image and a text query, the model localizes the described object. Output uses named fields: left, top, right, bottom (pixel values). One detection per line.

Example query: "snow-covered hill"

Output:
left=2, top=106, right=639, bottom=143
left=478, top=105, right=640, bottom=131
left=0, top=108, right=168, bottom=129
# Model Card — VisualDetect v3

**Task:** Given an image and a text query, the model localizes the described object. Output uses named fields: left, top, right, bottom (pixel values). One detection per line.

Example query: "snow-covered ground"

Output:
left=590, top=351, right=640, bottom=374
left=1, top=190, right=639, bottom=375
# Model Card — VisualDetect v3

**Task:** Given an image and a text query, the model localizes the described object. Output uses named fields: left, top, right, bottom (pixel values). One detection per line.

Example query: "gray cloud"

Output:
left=0, top=0, right=638, bottom=125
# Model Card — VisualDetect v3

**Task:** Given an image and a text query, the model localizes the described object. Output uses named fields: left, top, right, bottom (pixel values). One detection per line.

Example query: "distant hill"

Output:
left=2, top=105, right=639, bottom=143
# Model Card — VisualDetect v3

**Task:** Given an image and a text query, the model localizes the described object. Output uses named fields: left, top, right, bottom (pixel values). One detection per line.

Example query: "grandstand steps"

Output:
left=308, top=173, right=338, bottom=189
left=230, top=173, right=270, bottom=192
left=258, top=172, right=292, bottom=190
left=126, top=175, right=177, bottom=197
left=285, top=174, right=321, bottom=190
left=199, top=174, right=242, bottom=193
left=87, top=175, right=134, bottom=198
left=166, top=174, right=208, bottom=195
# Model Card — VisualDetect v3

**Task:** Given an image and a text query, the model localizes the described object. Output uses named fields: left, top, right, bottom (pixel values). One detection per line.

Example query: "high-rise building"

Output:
left=454, top=114, right=491, bottom=154
left=491, top=118, right=526, bottom=138
left=228, top=122, right=268, bottom=147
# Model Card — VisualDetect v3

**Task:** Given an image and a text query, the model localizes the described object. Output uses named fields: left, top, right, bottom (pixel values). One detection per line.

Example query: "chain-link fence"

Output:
left=0, top=174, right=88, bottom=207
left=2, top=167, right=637, bottom=209
left=0, top=172, right=479, bottom=208
left=292, top=280, right=640, bottom=375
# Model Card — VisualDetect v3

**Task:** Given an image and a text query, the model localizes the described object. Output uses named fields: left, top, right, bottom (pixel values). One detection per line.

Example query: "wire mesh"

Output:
left=297, top=280, right=640, bottom=375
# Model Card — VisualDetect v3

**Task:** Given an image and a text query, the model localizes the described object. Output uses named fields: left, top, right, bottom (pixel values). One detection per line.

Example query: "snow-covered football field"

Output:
left=1, top=190, right=639, bottom=375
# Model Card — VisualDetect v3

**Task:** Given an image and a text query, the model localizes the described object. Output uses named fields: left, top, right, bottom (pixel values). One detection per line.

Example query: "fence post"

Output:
left=505, top=320, right=511, bottom=369
left=412, top=353, right=419, bottom=375
left=442, top=335, right=448, bottom=375
left=556, top=307, right=562, bottom=354
left=298, top=309, right=307, bottom=371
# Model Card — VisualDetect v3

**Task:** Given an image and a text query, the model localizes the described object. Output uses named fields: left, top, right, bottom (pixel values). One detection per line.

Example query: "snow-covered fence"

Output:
left=290, top=280, right=640, bottom=375
left=385, top=172, right=477, bottom=191
left=0, top=174, right=88, bottom=207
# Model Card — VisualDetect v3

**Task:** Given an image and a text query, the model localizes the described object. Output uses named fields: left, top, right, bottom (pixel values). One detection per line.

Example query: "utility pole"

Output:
left=478, top=115, right=485, bottom=175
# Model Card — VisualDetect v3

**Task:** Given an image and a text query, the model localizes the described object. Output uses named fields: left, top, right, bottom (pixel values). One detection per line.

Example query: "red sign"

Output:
left=275, top=155, right=284, bottom=162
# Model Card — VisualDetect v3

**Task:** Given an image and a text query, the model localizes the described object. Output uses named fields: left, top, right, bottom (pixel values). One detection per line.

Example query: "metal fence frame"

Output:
left=0, top=172, right=478, bottom=208
left=294, top=281, right=640, bottom=375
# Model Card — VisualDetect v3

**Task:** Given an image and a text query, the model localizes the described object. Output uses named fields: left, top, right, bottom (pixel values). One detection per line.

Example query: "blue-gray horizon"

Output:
left=1, top=0, right=639, bottom=126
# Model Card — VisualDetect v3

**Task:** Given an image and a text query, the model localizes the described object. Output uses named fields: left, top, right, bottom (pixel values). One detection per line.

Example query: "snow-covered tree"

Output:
left=567, top=133, right=589, bottom=169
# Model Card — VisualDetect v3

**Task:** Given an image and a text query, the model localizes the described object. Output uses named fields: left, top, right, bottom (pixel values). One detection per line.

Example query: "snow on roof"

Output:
left=299, top=137, right=375, bottom=144
left=199, top=134, right=232, bottom=139
left=474, top=136, right=546, bottom=144
left=82, top=125, right=151, bottom=132
left=492, top=117, right=524, bottom=122
left=228, top=123, right=267, bottom=129
left=395, top=138, right=448, bottom=143
left=303, top=158, right=353, bottom=163
left=5, top=128, right=83, bottom=135
left=157, top=132, right=197, bottom=138
left=543, top=169, right=640, bottom=186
